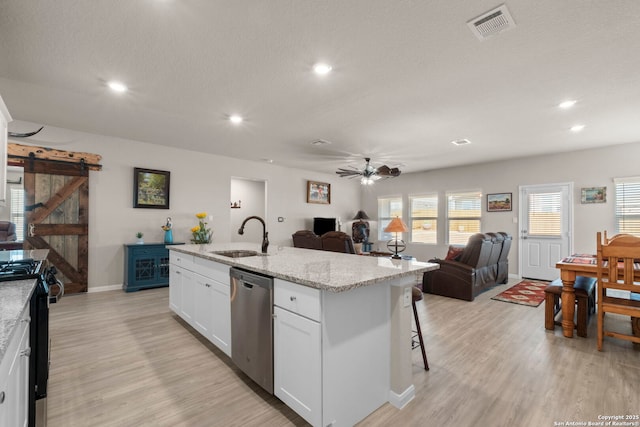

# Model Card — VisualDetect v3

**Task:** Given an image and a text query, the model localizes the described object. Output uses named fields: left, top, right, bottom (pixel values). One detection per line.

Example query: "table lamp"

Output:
left=383, top=217, right=408, bottom=259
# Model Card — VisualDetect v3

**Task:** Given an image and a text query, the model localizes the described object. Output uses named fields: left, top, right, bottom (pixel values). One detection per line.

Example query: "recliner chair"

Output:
left=320, top=231, right=356, bottom=254
left=0, top=221, right=17, bottom=242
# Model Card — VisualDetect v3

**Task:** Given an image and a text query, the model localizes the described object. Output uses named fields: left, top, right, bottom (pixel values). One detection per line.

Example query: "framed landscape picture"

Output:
left=307, top=180, right=331, bottom=204
left=133, top=167, right=170, bottom=209
left=581, top=187, right=606, bottom=204
left=487, top=192, right=512, bottom=212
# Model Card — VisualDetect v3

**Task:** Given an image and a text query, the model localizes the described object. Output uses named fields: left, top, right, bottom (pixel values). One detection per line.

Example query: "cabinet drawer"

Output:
left=170, top=252, right=193, bottom=269
left=193, top=257, right=230, bottom=284
left=274, top=279, right=321, bottom=322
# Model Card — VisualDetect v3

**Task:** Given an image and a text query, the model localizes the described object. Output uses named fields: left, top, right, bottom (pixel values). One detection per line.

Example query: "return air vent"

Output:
left=467, top=4, right=516, bottom=41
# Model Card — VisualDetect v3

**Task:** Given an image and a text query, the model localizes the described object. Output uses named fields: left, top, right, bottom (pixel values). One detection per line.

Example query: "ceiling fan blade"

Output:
left=336, top=168, right=363, bottom=177
left=376, top=165, right=402, bottom=177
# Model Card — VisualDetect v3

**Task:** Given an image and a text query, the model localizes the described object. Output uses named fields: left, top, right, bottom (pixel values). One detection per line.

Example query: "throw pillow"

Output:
left=445, top=246, right=464, bottom=261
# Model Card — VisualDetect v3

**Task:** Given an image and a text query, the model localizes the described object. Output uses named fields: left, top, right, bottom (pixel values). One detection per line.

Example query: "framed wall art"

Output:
left=487, top=192, right=512, bottom=212
left=581, top=187, right=606, bottom=204
left=307, top=180, right=331, bottom=204
left=133, top=167, right=170, bottom=209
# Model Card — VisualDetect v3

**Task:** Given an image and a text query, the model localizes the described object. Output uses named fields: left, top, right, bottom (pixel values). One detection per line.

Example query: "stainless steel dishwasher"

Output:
left=230, top=267, right=274, bottom=394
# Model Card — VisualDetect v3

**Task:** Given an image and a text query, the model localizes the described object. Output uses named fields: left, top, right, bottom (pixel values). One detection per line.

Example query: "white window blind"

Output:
left=410, top=194, right=437, bottom=244
left=447, top=191, right=481, bottom=244
left=378, top=196, right=403, bottom=241
left=527, top=192, right=561, bottom=236
left=10, top=188, right=25, bottom=241
left=615, top=177, right=640, bottom=236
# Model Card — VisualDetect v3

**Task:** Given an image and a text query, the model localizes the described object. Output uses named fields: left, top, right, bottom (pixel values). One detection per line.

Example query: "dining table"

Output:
left=555, top=253, right=640, bottom=339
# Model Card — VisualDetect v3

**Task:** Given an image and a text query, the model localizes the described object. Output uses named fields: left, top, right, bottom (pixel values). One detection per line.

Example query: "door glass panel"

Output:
left=528, top=192, right=561, bottom=237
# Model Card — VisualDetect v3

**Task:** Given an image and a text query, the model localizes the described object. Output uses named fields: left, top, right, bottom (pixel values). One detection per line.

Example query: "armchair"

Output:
left=0, top=221, right=17, bottom=242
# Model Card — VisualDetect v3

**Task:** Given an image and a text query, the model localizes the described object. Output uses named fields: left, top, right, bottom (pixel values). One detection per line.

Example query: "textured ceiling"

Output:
left=1, top=0, right=640, bottom=175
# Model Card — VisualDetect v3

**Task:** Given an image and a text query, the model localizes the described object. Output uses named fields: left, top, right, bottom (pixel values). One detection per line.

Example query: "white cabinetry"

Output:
left=169, top=251, right=231, bottom=357
left=274, top=278, right=391, bottom=427
left=0, top=304, right=30, bottom=427
left=273, top=306, right=321, bottom=426
left=274, top=279, right=322, bottom=426
left=0, top=95, right=12, bottom=203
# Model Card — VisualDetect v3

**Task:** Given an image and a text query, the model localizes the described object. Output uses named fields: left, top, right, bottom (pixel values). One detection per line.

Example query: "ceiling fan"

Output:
left=336, top=157, right=401, bottom=185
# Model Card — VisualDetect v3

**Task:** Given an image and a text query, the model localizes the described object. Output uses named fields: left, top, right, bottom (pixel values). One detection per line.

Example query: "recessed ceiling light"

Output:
left=451, top=139, right=472, bottom=146
left=570, top=124, right=585, bottom=132
left=107, top=81, right=128, bottom=93
left=558, top=100, right=577, bottom=109
left=310, top=139, right=332, bottom=146
left=229, top=115, right=243, bottom=124
left=313, top=63, right=332, bottom=75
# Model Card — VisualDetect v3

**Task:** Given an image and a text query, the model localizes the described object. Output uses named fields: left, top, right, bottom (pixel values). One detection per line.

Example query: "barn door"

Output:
left=23, top=159, right=89, bottom=294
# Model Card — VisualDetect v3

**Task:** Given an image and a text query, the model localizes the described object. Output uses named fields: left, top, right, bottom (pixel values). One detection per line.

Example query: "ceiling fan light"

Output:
left=360, top=177, right=374, bottom=185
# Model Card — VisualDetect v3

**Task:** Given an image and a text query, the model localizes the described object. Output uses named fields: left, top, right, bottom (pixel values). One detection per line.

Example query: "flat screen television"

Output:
left=313, top=217, right=336, bottom=236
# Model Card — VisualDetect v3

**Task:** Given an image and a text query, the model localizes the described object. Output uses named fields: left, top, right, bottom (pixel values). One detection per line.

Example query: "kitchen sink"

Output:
left=212, top=250, right=260, bottom=258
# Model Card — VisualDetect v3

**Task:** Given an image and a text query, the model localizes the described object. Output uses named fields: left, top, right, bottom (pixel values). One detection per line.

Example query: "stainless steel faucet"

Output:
left=238, top=216, right=269, bottom=253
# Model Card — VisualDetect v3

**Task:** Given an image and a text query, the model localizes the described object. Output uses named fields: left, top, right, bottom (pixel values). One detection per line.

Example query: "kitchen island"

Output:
left=169, top=243, right=437, bottom=427
left=0, top=249, right=49, bottom=426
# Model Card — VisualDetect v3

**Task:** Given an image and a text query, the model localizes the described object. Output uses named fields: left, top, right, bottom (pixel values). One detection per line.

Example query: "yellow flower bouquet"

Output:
left=191, top=212, right=212, bottom=244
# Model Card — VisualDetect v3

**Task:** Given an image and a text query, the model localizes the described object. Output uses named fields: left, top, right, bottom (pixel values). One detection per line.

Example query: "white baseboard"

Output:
left=388, top=384, right=415, bottom=409
left=87, top=284, right=122, bottom=293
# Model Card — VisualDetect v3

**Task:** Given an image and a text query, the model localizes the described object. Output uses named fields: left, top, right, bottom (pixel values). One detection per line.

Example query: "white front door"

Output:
left=519, top=183, right=572, bottom=280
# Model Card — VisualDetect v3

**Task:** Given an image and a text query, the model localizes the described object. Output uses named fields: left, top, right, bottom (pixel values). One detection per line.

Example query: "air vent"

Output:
left=467, top=4, right=516, bottom=41
left=451, top=139, right=472, bottom=146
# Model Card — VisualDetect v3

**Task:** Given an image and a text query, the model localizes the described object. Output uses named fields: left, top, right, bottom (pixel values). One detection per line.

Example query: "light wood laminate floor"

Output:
left=47, top=280, right=640, bottom=427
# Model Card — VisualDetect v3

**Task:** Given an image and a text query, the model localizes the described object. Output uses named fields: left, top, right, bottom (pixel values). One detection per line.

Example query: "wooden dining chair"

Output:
left=596, top=231, right=640, bottom=350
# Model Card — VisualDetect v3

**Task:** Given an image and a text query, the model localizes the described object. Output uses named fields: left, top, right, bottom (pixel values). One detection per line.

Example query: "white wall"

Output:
left=230, top=177, right=266, bottom=243
left=361, top=141, right=640, bottom=276
left=10, top=121, right=360, bottom=291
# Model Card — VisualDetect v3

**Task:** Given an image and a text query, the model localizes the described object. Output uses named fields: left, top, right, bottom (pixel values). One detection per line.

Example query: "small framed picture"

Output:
left=133, top=167, right=170, bottom=209
left=307, top=180, right=331, bottom=204
left=581, top=187, right=606, bottom=204
left=487, top=192, right=512, bottom=212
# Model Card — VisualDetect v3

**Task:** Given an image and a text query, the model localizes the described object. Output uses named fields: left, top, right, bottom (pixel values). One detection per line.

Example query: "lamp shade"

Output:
left=352, top=210, right=370, bottom=220
left=383, top=217, right=408, bottom=233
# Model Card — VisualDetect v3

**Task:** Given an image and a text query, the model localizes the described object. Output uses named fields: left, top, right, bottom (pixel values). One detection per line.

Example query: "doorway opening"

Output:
left=230, top=177, right=267, bottom=243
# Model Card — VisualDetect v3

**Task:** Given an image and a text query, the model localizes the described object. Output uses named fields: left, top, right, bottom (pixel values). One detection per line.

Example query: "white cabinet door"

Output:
left=180, top=269, right=196, bottom=326
left=193, top=273, right=213, bottom=337
left=0, top=309, right=29, bottom=427
left=169, top=265, right=183, bottom=314
left=209, top=279, right=231, bottom=357
left=273, top=306, right=321, bottom=427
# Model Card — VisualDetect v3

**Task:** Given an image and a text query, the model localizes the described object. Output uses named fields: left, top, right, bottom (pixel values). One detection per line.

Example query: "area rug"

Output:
left=491, top=279, right=549, bottom=307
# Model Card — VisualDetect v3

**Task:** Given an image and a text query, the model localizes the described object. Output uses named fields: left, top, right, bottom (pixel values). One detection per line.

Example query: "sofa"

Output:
left=292, top=230, right=356, bottom=254
left=422, top=232, right=511, bottom=301
left=0, top=221, right=17, bottom=242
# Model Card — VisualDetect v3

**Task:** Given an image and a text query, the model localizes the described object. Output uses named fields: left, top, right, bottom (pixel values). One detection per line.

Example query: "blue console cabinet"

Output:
left=123, top=242, right=184, bottom=292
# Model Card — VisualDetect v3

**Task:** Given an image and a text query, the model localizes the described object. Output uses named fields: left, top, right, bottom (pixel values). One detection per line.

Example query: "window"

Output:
left=615, top=177, right=640, bottom=235
left=10, top=188, right=25, bottom=241
left=378, top=196, right=403, bottom=241
left=410, top=194, right=438, bottom=244
left=447, top=191, right=481, bottom=244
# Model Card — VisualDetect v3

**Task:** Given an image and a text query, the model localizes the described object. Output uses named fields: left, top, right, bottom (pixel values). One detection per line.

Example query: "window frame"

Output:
left=377, top=195, right=403, bottom=242
left=409, top=193, right=438, bottom=244
left=615, top=177, right=640, bottom=236
left=446, top=190, right=482, bottom=245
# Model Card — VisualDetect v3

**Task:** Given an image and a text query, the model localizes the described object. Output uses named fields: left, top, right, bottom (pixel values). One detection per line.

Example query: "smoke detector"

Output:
left=467, top=4, right=516, bottom=41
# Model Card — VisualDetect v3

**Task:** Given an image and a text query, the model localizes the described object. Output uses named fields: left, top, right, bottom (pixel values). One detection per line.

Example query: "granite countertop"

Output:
left=0, top=278, right=39, bottom=366
left=0, top=249, right=50, bottom=366
left=170, top=243, right=438, bottom=292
